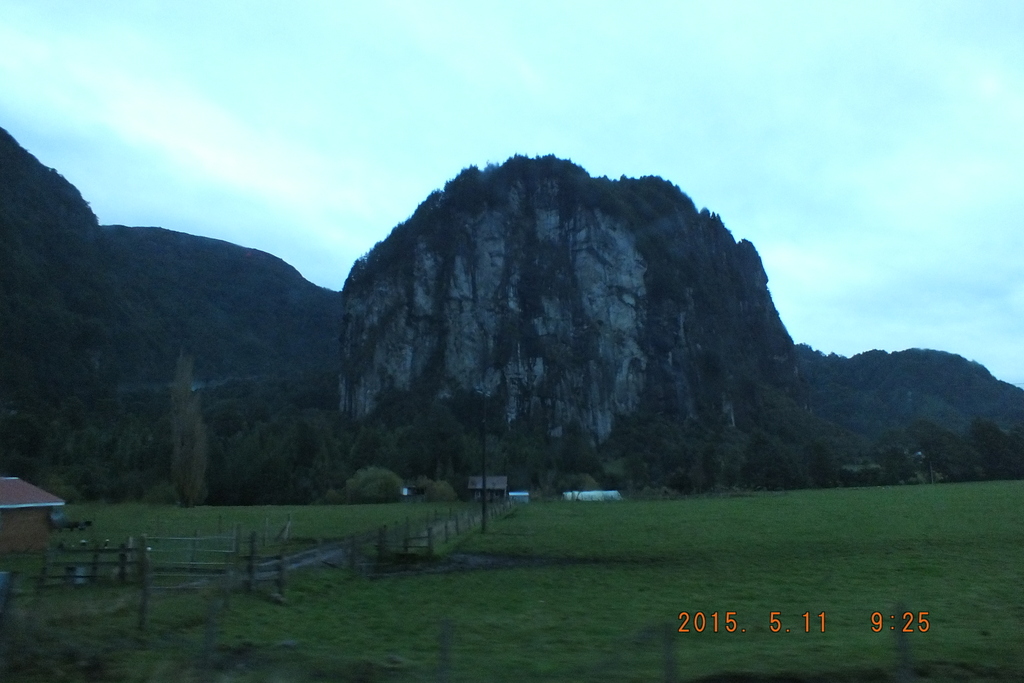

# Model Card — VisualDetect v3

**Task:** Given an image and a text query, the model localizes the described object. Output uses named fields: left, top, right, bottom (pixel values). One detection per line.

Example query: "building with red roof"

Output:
left=0, top=477, right=65, bottom=552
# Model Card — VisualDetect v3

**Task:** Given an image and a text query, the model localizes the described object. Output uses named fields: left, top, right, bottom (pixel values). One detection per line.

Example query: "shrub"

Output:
left=322, top=488, right=345, bottom=505
left=345, top=467, right=402, bottom=504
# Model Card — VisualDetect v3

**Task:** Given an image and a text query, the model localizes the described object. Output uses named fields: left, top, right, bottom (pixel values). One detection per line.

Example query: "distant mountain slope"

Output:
left=0, top=126, right=114, bottom=405
left=796, top=345, right=1024, bottom=438
left=100, top=224, right=340, bottom=386
left=0, top=125, right=339, bottom=408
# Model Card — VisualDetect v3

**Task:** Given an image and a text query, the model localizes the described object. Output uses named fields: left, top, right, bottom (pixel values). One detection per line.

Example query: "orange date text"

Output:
left=677, top=611, right=826, bottom=633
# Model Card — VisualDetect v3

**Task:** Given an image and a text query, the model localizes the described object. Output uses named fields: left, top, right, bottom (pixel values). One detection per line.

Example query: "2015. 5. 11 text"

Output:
left=677, top=611, right=826, bottom=634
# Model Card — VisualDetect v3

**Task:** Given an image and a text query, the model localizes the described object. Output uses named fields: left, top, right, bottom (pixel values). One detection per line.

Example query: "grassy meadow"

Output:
left=2, top=482, right=1023, bottom=682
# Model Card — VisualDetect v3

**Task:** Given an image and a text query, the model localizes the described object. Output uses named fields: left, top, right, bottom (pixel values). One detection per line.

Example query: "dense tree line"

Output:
left=3, top=373, right=1022, bottom=506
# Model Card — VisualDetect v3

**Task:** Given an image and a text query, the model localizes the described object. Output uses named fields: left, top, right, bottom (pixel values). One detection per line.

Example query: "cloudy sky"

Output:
left=1, top=1, right=1022, bottom=385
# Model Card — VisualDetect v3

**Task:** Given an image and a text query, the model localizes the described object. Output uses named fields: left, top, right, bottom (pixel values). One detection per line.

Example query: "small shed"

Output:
left=0, top=477, right=65, bottom=552
left=401, top=486, right=425, bottom=502
left=467, top=476, right=508, bottom=502
left=562, top=490, right=623, bottom=501
left=509, top=491, right=530, bottom=503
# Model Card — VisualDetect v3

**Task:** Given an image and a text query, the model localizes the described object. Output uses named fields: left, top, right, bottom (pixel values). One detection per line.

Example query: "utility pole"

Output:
left=480, top=391, right=487, bottom=533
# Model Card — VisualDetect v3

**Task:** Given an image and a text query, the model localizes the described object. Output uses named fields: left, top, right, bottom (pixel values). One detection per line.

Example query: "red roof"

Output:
left=0, top=477, right=65, bottom=508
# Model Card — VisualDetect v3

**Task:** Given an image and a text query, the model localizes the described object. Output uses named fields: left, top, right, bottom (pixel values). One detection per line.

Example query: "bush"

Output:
left=345, top=467, right=402, bottom=504
left=322, top=488, right=345, bottom=505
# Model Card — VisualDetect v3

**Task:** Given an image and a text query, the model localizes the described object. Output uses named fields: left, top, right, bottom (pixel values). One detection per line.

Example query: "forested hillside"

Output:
left=796, top=345, right=1024, bottom=438
left=0, top=126, right=115, bottom=407
left=0, top=125, right=342, bottom=502
left=100, top=224, right=340, bottom=386
left=0, top=126, right=340, bottom=411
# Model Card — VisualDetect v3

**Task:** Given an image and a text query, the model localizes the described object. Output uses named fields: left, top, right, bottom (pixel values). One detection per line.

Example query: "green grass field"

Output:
left=3, top=483, right=1023, bottom=682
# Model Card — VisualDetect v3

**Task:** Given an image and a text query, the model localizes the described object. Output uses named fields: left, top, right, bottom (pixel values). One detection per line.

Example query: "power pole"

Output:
left=481, top=391, right=488, bottom=533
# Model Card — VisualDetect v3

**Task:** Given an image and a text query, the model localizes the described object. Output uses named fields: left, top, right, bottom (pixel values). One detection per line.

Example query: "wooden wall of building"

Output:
left=0, top=507, right=51, bottom=552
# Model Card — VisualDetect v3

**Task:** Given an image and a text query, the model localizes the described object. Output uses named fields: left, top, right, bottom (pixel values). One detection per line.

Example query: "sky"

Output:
left=1, top=1, right=1022, bottom=386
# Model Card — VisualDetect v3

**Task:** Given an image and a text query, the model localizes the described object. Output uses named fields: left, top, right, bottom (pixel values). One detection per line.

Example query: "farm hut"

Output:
left=401, top=485, right=425, bottom=501
left=468, top=476, right=508, bottom=502
left=509, top=491, right=530, bottom=503
left=0, top=477, right=65, bottom=552
left=562, top=490, right=623, bottom=501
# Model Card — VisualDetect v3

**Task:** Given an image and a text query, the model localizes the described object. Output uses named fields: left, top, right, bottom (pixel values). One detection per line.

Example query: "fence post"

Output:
left=38, top=547, right=51, bottom=589
left=894, top=601, right=914, bottom=683
left=223, top=528, right=237, bottom=598
left=138, top=536, right=150, bottom=631
left=276, top=554, right=287, bottom=596
left=118, top=543, right=127, bottom=583
left=438, top=618, right=453, bottom=683
left=222, top=560, right=234, bottom=609
left=404, top=517, right=411, bottom=553
left=663, top=621, right=677, bottom=683
left=247, top=531, right=257, bottom=592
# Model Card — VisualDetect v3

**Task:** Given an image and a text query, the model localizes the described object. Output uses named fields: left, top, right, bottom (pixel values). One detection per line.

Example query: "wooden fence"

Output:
left=38, top=541, right=140, bottom=587
left=375, top=499, right=514, bottom=562
left=35, top=499, right=517, bottom=629
left=40, top=533, right=277, bottom=592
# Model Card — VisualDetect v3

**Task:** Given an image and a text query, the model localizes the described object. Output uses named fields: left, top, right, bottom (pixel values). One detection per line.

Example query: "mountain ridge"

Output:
left=2, top=127, right=1022, bottom=501
left=796, top=344, right=1024, bottom=439
left=0, top=124, right=340, bottom=409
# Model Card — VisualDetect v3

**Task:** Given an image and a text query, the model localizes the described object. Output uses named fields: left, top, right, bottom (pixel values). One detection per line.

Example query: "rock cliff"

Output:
left=340, top=156, right=802, bottom=440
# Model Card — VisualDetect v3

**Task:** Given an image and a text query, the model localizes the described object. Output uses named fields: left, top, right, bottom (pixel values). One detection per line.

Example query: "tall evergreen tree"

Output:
left=170, top=354, right=207, bottom=506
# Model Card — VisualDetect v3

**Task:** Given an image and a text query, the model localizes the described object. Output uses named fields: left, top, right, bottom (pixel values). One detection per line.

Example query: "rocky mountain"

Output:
left=796, top=345, right=1024, bottom=439
left=340, top=156, right=804, bottom=441
left=5, top=123, right=1022, bottom=501
left=0, top=125, right=340, bottom=409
